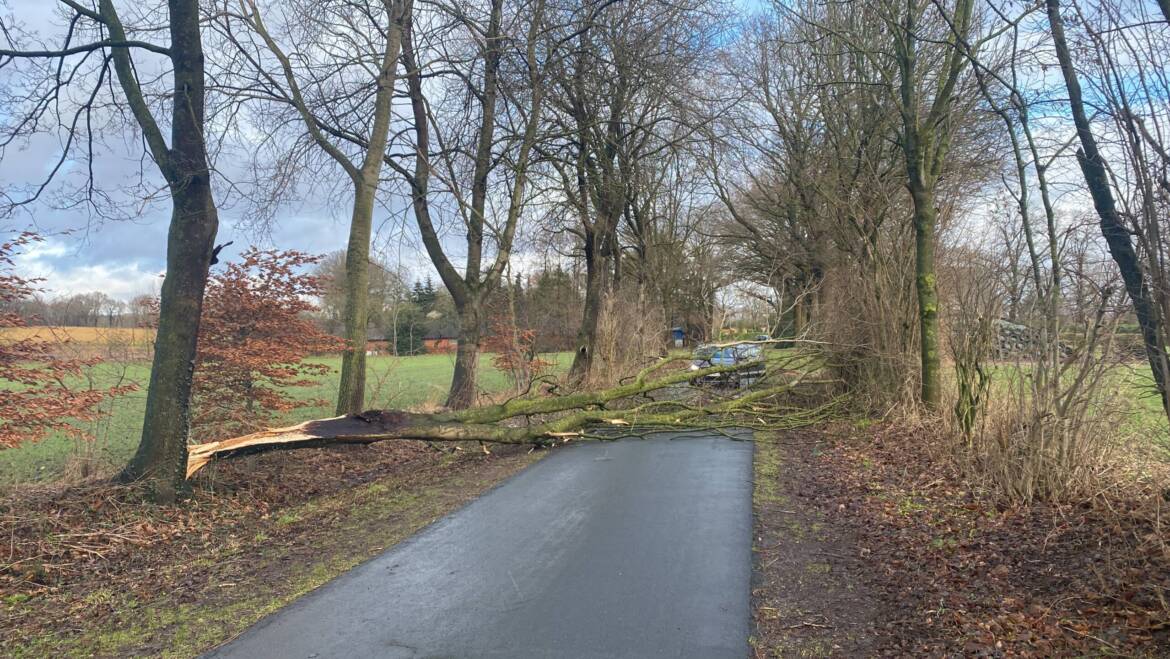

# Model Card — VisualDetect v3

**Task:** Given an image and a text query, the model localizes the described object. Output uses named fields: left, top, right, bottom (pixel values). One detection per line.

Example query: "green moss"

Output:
left=275, top=512, right=301, bottom=526
left=896, top=496, right=926, bottom=516
left=852, top=417, right=876, bottom=431
left=3, top=593, right=30, bottom=606
left=82, top=588, right=115, bottom=607
left=931, top=536, right=958, bottom=550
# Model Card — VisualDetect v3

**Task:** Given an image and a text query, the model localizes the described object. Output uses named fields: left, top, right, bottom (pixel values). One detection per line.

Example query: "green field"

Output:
left=960, top=362, right=1170, bottom=459
left=0, top=352, right=571, bottom=484
left=4, top=351, right=1166, bottom=484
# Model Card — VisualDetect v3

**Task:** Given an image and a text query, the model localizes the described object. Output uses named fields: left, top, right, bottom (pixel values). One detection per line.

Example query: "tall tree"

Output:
left=212, top=0, right=410, bottom=415
left=390, top=0, right=550, bottom=408
left=1, top=0, right=222, bottom=500
left=889, top=0, right=977, bottom=408
left=1045, top=0, right=1170, bottom=419
left=541, top=0, right=716, bottom=383
left=712, top=4, right=919, bottom=400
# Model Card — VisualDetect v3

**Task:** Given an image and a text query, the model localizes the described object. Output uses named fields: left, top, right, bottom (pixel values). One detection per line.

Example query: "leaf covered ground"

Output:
left=1, top=441, right=541, bottom=657
left=753, top=422, right=1170, bottom=656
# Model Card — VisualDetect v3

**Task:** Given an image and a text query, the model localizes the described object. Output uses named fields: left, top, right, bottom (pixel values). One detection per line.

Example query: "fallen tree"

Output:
left=186, top=350, right=836, bottom=478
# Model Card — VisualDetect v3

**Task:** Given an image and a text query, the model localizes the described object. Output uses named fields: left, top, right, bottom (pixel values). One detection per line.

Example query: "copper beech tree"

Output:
left=484, top=313, right=550, bottom=392
left=0, top=233, right=134, bottom=448
left=190, top=249, right=344, bottom=441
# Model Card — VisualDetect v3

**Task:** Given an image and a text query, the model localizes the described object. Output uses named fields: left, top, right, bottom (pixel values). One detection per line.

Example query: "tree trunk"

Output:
left=569, top=233, right=608, bottom=383
left=791, top=292, right=805, bottom=338
left=120, top=0, right=219, bottom=502
left=186, top=353, right=819, bottom=478
left=910, top=184, right=941, bottom=409
left=1047, top=0, right=1170, bottom=420
left=446, top=300, right=482, bottom=409
left=334, top=4, right=403, bottom=413
left=335, top=178, right=376, bottom=415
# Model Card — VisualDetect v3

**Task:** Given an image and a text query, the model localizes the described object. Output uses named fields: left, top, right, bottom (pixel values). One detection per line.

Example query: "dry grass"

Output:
left=0, top=326, right=155, bottom=345
left=1, top=326, right=156, bottom=361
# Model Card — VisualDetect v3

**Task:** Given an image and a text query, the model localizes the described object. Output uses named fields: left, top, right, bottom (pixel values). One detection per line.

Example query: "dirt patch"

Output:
left=1, top=441, right=543, bottom=657
left=752, top=422, right=1170, bottom=656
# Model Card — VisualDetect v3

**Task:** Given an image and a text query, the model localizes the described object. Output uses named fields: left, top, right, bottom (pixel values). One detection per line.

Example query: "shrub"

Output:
left=190, top=249, right=345, bottom=440
left=0, top=233, right=134, bottom=448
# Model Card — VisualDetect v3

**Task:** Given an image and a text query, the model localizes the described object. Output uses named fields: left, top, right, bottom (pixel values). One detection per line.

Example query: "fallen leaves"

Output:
left=0, top=439, right=439, bottom=653
left=800, top=420, right=1170, bottom=654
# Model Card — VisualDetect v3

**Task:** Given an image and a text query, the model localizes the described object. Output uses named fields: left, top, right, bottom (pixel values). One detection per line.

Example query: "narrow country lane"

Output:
left=204, top=431, right=754, bottom=659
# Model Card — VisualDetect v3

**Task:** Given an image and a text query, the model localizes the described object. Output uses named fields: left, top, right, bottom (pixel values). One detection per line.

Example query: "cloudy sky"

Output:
left=0, top=0, right=1104, bottom=302
left=1, top=0, right=524, bottom=300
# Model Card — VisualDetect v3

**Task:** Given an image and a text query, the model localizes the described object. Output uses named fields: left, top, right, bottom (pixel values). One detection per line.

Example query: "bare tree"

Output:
left=210, top=0, right=409, bottom=415
left=387, top=0, right=550, bottom=408
left=888, top=0, right=978, bottom=408
left=1, top=0, right=221, bottom=500
left=712, top=4, right=920, bottom=402
left=1045, top=0, right=1170, bottom=421
left=539, top=0, right=719, bottom=383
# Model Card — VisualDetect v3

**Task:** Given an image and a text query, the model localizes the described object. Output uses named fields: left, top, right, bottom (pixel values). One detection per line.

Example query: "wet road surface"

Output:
left=204, top=430, right=754, bottom=659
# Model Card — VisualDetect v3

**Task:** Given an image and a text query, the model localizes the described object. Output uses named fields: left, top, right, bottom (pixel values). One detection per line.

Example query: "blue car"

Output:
left=689, top=343, right=765, bottom=387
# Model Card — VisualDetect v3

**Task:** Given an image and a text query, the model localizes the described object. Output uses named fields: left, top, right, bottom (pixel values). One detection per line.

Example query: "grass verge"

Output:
left=750, top=419, right=1170, bottom=655
left=2, top=442, right=543, bottom=657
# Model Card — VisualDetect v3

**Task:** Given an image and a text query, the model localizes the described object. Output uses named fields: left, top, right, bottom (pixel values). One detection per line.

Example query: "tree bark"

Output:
left=446, top=300, right=482, bottom=409
left=335, top=179, right=375, bottom=414
left=394, top=0, right=536, bottom=408
left=119, top=0, right=219, bottom=501
left=442, top=0, right=503, bottom=409
left=233, top=0, right=406, bottom=416
left=1047, top=0, right=1170, bottom=420
left=569, top=230, right=608, bottom=382
left=186, top=354, right=822, bottom=478
left=909, top=184, right=941, bottom=408
left=891, top=0, right=973, bottom=410
left=334, top=4, right=404, bottom=414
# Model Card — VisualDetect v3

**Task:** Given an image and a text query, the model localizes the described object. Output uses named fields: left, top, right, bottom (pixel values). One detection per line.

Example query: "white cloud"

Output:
left=18, top=236, right=162, bottom=299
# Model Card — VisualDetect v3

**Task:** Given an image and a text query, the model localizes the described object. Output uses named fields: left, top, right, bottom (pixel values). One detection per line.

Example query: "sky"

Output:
left=0, top=0, right=789, bottom=301
left=0, top=0, right=478, bottom=300
left=1, top=0, right=1129, bottom=302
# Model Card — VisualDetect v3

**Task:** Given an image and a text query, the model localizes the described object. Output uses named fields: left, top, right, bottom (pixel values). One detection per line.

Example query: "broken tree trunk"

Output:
left=186, top=352, right=832, bottom=478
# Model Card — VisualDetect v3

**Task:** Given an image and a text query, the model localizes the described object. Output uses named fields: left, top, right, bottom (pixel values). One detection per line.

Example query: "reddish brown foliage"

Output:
left=484, top=313, right=550, bottom=389
left=0, top=233, right=134, bottom=449
left=191, top=249, right=344, bottom=440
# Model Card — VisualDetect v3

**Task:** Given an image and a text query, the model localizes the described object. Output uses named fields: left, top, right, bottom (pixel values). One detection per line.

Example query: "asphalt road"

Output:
left=204, top=430, right=754, bottom=659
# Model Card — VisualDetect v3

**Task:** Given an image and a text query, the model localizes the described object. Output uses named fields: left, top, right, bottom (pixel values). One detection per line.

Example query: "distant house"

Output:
left=423, top=331, right=457, bottom=353
left=365, top=333, right=392, bottom=355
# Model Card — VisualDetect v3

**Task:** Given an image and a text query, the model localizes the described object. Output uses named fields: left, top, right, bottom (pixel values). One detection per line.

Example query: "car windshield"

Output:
left=694, top=345, right=760, bottom=361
